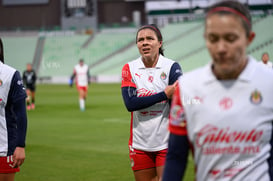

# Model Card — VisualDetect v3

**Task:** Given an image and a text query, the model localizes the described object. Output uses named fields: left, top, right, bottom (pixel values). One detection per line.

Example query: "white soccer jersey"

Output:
left=259, top=61, right=273, bottom=69
left=74, top=64, right=89, bottom=87
left=169, top=57, right=273, bottom=180
left=0, top=63, right=15, bottom=156
left=122, top=55, right=176, bottom=152
left=0, top=62, right=27, bottom=156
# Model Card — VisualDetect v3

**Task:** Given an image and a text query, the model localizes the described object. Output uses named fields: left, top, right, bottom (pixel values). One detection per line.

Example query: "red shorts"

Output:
left=0, top=156, right=20, bottom=173
left=77, top=86, right=87, bottom=92
left=129, top=147, right=167, bottom=171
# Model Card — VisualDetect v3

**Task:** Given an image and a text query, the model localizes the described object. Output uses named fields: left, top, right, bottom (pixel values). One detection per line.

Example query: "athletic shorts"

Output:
left=0, top=156, right=20, bottom=173
left=26, top=84, right=36, bottom=91
left=129, top=147, right=167, bottom=171
left=77, top=86, right=88, bottom=92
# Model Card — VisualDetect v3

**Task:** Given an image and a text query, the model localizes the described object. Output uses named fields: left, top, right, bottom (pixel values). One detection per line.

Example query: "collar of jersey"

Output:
left=204, top=56, right=254, bottom=84
left=138, top=55, right=163, bottom=69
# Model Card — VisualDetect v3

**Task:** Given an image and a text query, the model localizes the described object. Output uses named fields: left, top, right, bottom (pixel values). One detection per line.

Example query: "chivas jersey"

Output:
left=122, top=55, right=179, bottom=151
left=74, top=64, right=89, bottom=87
left=169, top=57, right=273, bottom=180
left=0, top=62, right=27, bottom=156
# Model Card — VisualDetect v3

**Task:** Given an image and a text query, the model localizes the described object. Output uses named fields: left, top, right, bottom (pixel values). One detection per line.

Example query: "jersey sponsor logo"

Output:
left=219, top=97, right=233, bottom=110
left=250, top=90, right=262, bottom=105
left=140, top=111, right=149, bottom=116
left=196, top=124, right=263, bottom=147
left=181, top=95, right=202, bottom=105
left=160, top=72, right=167, bottom=80
left=140, top=110, right=163, bottom=116
left=137, top=88, right=156, bottom=97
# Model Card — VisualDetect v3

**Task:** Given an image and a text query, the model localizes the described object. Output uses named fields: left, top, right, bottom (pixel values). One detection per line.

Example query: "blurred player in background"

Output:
left=260, top=52, right=273, bottom=69
left=22, top=63, right=37, bottom=110
left=70, top=59, right=90, bottom=111
left=121, top=24, right=182, bottom=181
left=163, top=1, right=273, bottom=181
left=0, top=38, right=27, bottom=181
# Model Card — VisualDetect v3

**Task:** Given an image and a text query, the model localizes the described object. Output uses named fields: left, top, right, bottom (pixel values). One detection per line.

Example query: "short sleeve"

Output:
left=8, top=71, right=27, bottom=103
left=121, top=63, right=136, bottom=88
left=169, top=84, right=187, bottom=136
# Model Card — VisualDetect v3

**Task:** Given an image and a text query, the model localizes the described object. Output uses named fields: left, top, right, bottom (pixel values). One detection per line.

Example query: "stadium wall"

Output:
left=0, top=0, right=61, bottom=30
left=38, top=75, right=121, bottom=84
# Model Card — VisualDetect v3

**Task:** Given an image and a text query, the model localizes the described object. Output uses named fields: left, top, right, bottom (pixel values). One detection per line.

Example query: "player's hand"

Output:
left=69, top=79, right=73, bottom=87
left=12, top=147, right=25, bottom=168
left=164, top=80, right=178, bottom=99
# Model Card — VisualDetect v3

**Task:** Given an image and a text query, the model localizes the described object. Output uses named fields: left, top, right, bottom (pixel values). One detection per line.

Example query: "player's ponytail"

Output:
left=0, top=38, right=4, bottom=63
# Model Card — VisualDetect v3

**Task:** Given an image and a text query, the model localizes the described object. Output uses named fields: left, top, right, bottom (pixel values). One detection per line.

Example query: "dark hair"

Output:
left=206, top=0, right=252, bottom=37
left=0, top=38, right=4, bottom=63
left=136, top=24, right=164, bottom=56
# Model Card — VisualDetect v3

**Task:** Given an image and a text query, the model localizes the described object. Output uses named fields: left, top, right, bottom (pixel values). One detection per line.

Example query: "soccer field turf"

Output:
left=16, top=83, right=194, bottom=181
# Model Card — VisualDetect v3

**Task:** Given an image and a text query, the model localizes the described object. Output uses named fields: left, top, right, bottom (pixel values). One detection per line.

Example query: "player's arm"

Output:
left=8, top=71, right=27, bottom=168
left=87, top=69, right=91, bottom=85
left=163, top=83, right=189, bottom=181
left=33, top=70, right=37, bottom=83
left=12, top=98, right=27, bottom=168
left=267, top=126, right=273, bottom=180
left=70, top=69, right=76, bottom=87
left=9, top=71, right=27, bottom=147
left=22, top=71, right=26, bottom=85
left=122, top=86, right=167, bottom=112
left=121, top=63, right=173, bottom=112
left=163, top=134, right=189, bottom=181
left=169, top=62, right=183, bottom=85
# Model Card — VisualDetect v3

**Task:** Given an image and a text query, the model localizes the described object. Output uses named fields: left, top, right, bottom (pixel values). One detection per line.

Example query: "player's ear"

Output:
left=247, top=31, right=255, bottom=46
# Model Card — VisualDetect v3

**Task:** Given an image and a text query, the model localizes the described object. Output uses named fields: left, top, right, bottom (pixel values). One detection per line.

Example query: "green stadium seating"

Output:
left=2, top=14, right=272, bottom=81
left=39, top=32, right=135, bottom=77
left=2, top=36, right=37, bottom=74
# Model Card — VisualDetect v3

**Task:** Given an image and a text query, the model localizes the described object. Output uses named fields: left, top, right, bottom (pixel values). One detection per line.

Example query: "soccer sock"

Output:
left=79, top=99, right=85, bottom=110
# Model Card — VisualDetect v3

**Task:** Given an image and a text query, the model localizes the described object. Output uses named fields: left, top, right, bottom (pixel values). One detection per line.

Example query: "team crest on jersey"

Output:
left=148, top=76, right=154, bottom=83
left=170, top=105, right=186, bottom=127
left=160, top=72, right=167, bottom=80
left=250, top=90, right=262, bottom=105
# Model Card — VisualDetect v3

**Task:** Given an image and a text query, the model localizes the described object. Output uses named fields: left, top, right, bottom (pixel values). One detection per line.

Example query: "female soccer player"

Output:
left=0, top=38, right=27, bottom=181
left=163, top=1, right=273, bottom=181
left=70, top=59, right=90, bottom=111
left=121, top=24, right=182, bottom=181
left=23, top=63, right=37, bottom=110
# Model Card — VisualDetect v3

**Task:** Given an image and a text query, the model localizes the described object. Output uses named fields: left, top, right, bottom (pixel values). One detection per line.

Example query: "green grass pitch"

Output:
left=16, top=83, right=194, bottom=181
